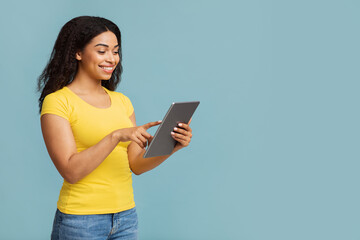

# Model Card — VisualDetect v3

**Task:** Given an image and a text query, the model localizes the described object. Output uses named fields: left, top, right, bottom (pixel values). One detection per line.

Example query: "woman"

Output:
left=38, top=16, right=193, bottom=240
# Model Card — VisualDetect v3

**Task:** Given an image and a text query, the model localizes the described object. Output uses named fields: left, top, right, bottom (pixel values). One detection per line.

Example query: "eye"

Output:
left=98, top=51, right=105, bottom=54
left=113, top=51, right=119, bottom=54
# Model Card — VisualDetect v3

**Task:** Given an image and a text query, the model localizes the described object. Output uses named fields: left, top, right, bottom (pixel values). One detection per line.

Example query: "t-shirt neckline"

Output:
left=64, top=86, right=113, bottom=110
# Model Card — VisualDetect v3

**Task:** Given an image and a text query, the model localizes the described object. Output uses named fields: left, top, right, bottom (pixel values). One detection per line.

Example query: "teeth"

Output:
left=100, top=66, right=113, bottom=70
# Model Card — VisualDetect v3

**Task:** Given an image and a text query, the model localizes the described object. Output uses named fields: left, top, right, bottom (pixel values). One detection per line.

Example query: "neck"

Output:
left=69, top=68, right=104, bottom=95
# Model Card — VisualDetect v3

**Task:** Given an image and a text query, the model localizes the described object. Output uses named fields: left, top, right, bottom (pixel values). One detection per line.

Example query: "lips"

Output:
left=99, top=65, right=115, bottom=74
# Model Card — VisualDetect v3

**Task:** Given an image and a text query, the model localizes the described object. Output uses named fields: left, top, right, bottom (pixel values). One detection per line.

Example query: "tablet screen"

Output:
left=143, top=101, right=200, bottom=158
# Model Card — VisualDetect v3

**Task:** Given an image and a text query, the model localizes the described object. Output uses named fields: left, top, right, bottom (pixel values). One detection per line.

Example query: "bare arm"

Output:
left=126, top=112, right=193, bottom=175
left=41, top=113, right=162, bottom=183
left=41, top=114, right=121, bottom=184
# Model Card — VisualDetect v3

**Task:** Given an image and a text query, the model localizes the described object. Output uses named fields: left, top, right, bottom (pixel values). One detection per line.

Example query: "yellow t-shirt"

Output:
left=40, top=86, right=135, bottom=214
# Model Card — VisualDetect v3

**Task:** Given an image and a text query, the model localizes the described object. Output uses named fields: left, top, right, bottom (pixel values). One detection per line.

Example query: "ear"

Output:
left=75, top=51, right=82, bottom=61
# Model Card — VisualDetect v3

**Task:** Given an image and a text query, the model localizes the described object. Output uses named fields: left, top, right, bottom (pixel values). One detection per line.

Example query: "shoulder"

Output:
left=106, top=88, right=132, bottom=103
left=109, top=89, right=130, bottom=99
left=41, top=87, right=73, bottom=118
left=44, top=87, right=71, bottom=102
left=105, top=89, right=134, bottom=116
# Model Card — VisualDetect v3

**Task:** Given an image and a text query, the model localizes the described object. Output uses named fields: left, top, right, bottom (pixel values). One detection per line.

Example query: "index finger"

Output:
left=143, top=120, right=162, bottom=130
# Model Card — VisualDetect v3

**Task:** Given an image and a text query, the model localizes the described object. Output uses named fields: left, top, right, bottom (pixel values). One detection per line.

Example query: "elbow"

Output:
left=130, top=165, right=145, bottom=176
left=128, top=157, right=145, bottom=176
left=61, top=154, right=83, bottom=184
left=131, top=169, right=144, bottom=176
left=63, top=174, right=79, bottom=184
left=61, top=169, right=81, bottom=184
left=65, top=177, right=79, bottom=184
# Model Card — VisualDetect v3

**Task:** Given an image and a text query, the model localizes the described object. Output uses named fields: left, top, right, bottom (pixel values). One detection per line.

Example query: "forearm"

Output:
left=128, top=144, right=180, bottom=175
left=65, top=131, right=119, bottom=183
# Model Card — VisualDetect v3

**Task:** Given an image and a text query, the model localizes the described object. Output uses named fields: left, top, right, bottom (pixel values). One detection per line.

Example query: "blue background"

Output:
left=1, top=0, right=359, bottom=239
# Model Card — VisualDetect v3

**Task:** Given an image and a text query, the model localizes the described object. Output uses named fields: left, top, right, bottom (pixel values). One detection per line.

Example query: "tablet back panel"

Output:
left=143, top=101, right=200, bottom=158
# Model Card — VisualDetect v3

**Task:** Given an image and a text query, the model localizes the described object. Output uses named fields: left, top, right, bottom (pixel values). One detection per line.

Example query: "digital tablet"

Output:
left=143, top=101, right=200, bottom=158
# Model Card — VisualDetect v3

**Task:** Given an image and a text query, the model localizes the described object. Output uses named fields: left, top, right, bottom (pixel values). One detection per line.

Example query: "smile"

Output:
left=99, top=66, right=115, bottom=73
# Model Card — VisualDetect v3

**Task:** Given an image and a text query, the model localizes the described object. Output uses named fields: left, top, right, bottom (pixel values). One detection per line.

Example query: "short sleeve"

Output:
left=120, top=93, right=134, bottom=117
left=40, top=92, right=71, bottom=121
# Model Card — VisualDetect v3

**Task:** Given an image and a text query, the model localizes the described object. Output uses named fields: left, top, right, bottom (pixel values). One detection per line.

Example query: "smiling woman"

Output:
left=74, top=33, right=120, bottom=82
left=36, top=16, right=193, bottom=240
left=37, top=16, right=123, bottom=110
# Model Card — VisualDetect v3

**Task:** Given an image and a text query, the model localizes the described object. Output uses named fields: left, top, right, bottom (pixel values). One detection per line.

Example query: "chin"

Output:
left=98, top=74, right=112, bottom=80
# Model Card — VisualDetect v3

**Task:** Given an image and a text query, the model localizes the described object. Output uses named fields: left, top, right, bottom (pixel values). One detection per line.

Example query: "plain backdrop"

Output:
left=0, top=0, right=360, bottom=239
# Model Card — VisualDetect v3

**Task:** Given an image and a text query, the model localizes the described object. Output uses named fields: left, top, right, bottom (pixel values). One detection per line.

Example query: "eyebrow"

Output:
left=94, top=43, right=119, bottom=48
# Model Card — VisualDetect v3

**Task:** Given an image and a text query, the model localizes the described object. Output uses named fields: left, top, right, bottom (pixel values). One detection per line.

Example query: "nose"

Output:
left=106, top=51, right=116, bottom=64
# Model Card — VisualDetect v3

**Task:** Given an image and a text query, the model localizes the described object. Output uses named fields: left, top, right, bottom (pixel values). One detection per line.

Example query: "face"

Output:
left=75, top=31, right=120, bottom=80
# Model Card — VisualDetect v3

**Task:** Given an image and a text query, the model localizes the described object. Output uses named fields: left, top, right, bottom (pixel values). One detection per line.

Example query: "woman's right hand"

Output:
left=114, top=120, right=162, bottom=149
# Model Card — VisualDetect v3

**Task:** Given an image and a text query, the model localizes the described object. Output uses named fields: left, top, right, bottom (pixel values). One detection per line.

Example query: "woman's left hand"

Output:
left=171, top=118, right=193, bottom=152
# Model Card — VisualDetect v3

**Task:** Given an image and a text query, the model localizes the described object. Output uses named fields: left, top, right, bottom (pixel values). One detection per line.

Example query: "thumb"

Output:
left=143, top=120, right=162, bottom=130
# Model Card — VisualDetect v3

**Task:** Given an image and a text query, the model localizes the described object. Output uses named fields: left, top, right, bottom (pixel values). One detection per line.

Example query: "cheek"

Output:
left=83, top=52, right=103, bottom=64
left=80, top=57, right=93, bottom=69
left=92, top=54, right=104, bottom=65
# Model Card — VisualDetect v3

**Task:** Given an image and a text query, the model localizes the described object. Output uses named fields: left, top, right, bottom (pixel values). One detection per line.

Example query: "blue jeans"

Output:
left=51, top=207, right=138, bottom=240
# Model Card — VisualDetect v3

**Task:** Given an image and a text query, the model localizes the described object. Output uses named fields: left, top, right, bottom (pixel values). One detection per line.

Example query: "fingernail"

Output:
left=158, top=120, right=162, bottom=122
left=174, top=127, right=177, bottom=130
left=171, top=132, right=175, bottom=135
left=178, top=123, right=182, bottom=127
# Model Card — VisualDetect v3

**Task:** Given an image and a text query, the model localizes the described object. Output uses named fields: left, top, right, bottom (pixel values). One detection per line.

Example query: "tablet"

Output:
left=143, top=101, right=200, bottom=158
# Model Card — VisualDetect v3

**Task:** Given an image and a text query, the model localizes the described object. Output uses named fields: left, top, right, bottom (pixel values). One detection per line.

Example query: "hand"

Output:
left=116, top=120, right=162, bottom=149
left=171, top=118, right=193, bottom=152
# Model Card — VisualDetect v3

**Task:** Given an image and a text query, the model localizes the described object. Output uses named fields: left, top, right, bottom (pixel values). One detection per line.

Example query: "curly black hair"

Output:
left=37, top=16, right=123, bottom=114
